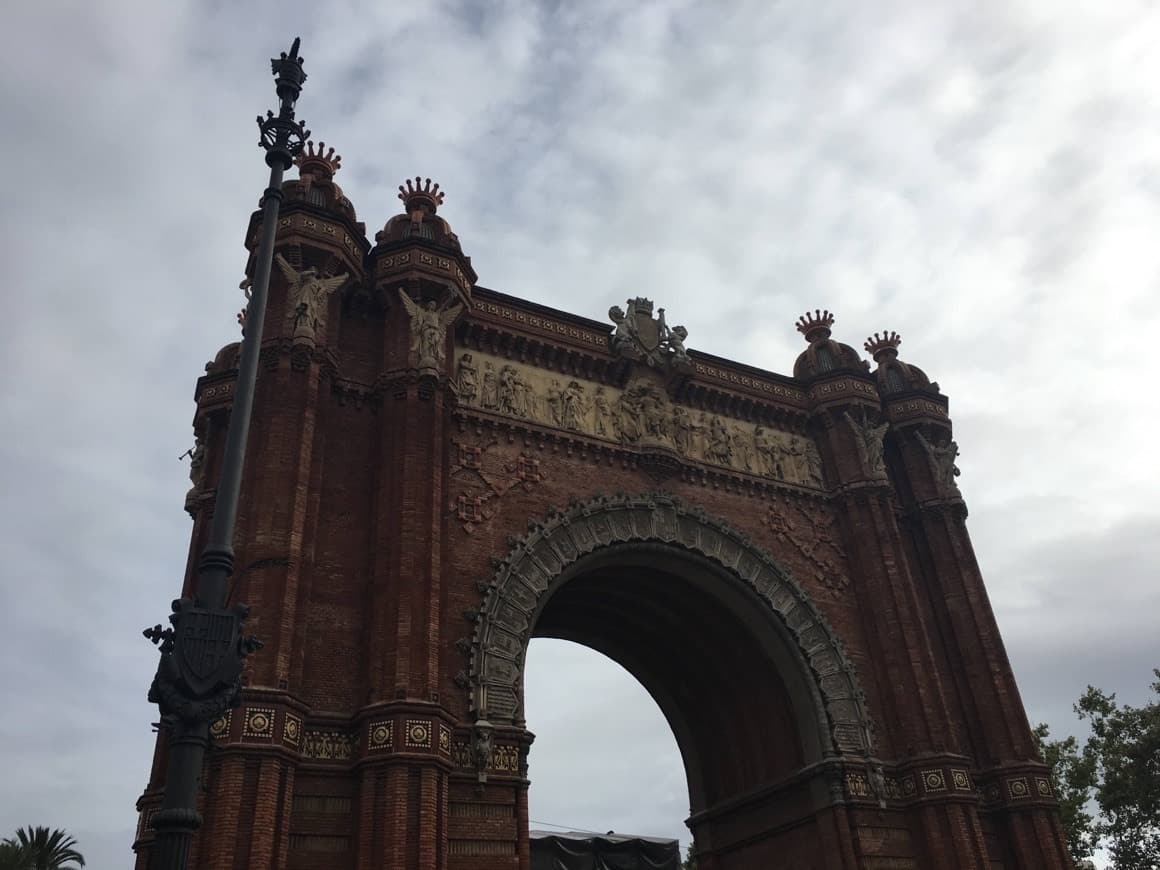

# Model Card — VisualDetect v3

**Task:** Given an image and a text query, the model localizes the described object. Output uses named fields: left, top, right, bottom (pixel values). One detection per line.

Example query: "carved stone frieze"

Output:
left=454, top=349, right=824, bottom=488
left=301, top=729, right=357, bottom=761
left=466, top=493, right=874, bottom=755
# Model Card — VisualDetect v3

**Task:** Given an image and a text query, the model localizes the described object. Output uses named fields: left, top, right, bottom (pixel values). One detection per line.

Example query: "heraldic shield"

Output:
left=175, top=605, right=244, bottom=698
left=629, top=298, right=660, bottom=352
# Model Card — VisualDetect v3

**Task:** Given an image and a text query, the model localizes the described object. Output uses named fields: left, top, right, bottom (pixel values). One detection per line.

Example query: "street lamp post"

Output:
left=142, top=39, right=310, bottom=870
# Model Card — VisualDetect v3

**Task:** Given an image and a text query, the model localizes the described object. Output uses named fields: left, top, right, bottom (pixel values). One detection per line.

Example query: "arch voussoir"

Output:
left=468, top=492, right=875, bottom=756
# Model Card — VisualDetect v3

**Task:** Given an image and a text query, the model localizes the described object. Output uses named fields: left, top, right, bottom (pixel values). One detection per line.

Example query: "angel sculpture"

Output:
left=396, top=289, right=463, bottom=367
left=275, top=254, right=348, bottom=342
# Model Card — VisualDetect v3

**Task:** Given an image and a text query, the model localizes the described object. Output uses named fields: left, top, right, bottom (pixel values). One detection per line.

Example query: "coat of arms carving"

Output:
left=608, top=298, right=691, bottom=371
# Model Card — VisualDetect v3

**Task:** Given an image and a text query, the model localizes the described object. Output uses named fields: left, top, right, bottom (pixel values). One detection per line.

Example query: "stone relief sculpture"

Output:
left=189, top=437, right=206, bottom=486
left=609, top=305, right=635, bottom=355
left=276, top=254, right=348, bottom=343
left=396, top=289, right=462, bottom=368
left=708, top=416, right=733, bottom=465
left=916, top=431, right=960, bottom=494
left=560, top=381, right=588, bottom=431
left=754, top=426, right=781, bottom=478
left=732, top=423, right=753, bottom=472
left=592, top=387, right=612, bottom=436
left=805, top=440, right=825, bottom=487
left=546, top=379, right=564, bottom=426
left=844, top=410, right=890, bottom=479
left=451, top=349, right=827, bottom=488
left=472, top=720, right=494, bottom=784
left=481, top=361, right=498, bottom=410
left=456, top=353, right=478, bottom=403
left=183, top=436, right=206, bottom=497
left=608, top=298, right=692, bottom=369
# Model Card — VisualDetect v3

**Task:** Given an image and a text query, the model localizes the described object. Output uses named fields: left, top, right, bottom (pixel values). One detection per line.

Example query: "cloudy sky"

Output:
left=2, top=1, right=1158, bottom=866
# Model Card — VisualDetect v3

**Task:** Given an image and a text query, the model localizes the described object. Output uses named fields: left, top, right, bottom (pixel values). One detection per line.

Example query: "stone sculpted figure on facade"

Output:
left=472, top=720, right=494, bottom=785
left=916, top=431, right=961, bottom=495
left=513, top=370, right=532, bottom=418
left=481, top=362, right=498, bottom=409
left=754, top=426, right=779, bottom=478
left=593, top=387, right=612, bottom=436
left=561, top=381, right=588, bottom=431
left=456, top=353, right=478, bottom=403
left=672, top=406, right=693, bottom=454
left=276, top=254, right=348, bottom=343
left=805, top=440, right=825, bottom=488
left=546, top=380, right=564, bottom=426
left=608, top=298, right=691, bottom=370
left=666, top=324, right=690, bottom=364
left=708, top=416, right=733, bottom=465
left=609, top=305, right=636, bottom=355
left=616, top=379, right=668, bottom=444
left=786, top=437, right=808, bottom=483
left=498, top=365, right=519, bottom=416
left=186, top=436, right=206, bottom=488
left=397, top=288, right=462, bottom=368
left=844, top=410, right=890, bottom=479
left=732, top=423, right=753, bottom=472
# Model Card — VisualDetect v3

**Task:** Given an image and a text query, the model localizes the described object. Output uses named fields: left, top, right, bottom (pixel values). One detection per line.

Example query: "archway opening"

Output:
left=523, top=543, right=819, bottom=821
left=524, top=638, right=689, bottom=850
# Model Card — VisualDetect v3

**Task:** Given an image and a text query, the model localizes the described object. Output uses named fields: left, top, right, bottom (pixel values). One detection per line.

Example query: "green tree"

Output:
left=1032, top=721, right=1098, bottom=863
left=0, top=839, right=31, bottom=870
left=682, top=840, right=698, bottom=870
left=7, top=829, right=84, bottom=870
left=1076, top=670, right=1160, bottom=870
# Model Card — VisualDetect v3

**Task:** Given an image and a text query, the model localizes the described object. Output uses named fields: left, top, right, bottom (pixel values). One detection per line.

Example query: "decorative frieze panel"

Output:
left=454, top=349, right=824, bottom=488
left=450, top=739, right=523, bottom=774
left=301, top=729, right=357, bottom=761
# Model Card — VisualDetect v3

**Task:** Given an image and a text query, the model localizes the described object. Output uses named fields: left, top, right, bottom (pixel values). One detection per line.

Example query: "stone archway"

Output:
left=467, top=493, right=877, bottom=863
left=469, top=493, right=872, bottom=754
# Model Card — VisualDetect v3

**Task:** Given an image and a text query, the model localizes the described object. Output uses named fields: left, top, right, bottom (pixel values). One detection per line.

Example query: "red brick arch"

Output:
left=467, top=492, right=875, bottom=765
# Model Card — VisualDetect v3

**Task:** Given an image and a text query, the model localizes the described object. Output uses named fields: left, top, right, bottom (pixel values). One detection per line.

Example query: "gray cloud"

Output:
left=2, top=2, right=1157, bottom=866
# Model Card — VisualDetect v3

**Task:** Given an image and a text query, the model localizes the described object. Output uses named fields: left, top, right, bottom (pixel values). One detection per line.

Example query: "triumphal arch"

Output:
left=135, top=146, right=1071, bottom=869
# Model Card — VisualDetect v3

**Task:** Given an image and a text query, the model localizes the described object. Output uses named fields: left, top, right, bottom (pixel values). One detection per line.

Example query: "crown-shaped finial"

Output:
left=295, top=140, right=341, bottom=179
left=864, top=331, right=902, bottom=361
left=795, top=309, right=835, bottom=343
left=398, top=177, right=445, bottom=216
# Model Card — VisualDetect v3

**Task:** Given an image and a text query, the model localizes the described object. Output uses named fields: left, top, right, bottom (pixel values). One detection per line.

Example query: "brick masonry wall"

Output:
left=135, top=213, right=1072, bottom=869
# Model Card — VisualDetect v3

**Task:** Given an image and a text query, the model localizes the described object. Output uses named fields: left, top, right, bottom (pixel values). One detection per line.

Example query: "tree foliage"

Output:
left=1075, top=670, right=1160, bottom=869
left=1032, top=722, right=1097, bottom=862
left=1036, top=669, right=1160, bottom=870
left=0, top=840, right=31, bottom=870
left=681, top=840, right=698, bottom=870
left=0, top=829, right=84, bottom=870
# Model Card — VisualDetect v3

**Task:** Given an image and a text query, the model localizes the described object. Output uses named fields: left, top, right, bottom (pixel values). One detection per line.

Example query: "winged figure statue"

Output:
left=276, top=254, right=348, bottom=341
left=397, top=288, right=463, bottom=367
